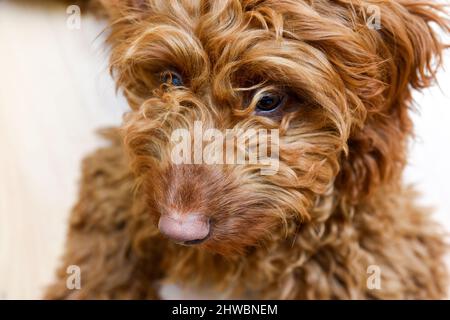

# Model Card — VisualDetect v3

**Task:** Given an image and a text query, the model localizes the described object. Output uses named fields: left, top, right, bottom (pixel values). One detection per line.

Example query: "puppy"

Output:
left=46, top=0, right=449, bottom=299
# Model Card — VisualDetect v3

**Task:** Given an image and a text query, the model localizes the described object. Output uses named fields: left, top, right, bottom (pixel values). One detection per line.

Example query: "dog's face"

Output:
left=103, top=0, right=445, bottom=256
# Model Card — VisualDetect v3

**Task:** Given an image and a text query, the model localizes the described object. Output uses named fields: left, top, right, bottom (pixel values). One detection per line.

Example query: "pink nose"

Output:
left=158, top=213, right=210, bottom=244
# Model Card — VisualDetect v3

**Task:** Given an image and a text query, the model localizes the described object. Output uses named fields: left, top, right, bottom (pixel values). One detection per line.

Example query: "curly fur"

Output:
left=46, top=0, right=449, bottom=299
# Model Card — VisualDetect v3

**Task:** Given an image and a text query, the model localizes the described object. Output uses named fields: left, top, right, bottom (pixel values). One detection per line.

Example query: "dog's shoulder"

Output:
left=69, top=127, right=136, bottom=232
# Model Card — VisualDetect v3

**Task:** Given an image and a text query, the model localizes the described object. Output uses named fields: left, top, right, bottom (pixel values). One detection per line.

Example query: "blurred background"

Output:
left=0, top=0, right=449, bottom=299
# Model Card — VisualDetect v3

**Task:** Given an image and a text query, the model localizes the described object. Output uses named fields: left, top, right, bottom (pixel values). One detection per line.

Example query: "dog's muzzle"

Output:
left=158, top=212, right=210, bottom=245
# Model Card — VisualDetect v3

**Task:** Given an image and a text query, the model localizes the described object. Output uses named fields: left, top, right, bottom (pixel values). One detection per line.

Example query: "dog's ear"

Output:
left=375, top=1, right=448, bottom=101
left=336, top=0, right=449, bottom=202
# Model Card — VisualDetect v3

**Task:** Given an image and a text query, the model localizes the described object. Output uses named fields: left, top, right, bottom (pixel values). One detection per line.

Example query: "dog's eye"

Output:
left=255, top=93, right=284, bottom=112
left=160, top=71, right=183, bottom=86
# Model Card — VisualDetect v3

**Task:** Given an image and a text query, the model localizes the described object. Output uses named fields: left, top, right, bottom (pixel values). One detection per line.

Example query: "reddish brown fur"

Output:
left=46, top=0, right=449, bottom=299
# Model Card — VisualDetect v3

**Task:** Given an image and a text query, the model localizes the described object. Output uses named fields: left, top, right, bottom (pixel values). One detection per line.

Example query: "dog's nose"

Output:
left=158, top=212, right=210, bottom=245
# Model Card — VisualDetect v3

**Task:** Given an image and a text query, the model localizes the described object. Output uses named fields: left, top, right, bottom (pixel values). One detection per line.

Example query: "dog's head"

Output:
left=101, top=0, right=447, bottom=256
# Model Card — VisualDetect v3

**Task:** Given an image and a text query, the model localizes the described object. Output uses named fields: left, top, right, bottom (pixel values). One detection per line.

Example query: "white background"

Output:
left=0, top=0, right=448, bottom=299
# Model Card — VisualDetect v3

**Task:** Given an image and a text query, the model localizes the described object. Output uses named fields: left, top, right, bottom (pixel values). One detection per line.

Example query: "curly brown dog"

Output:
left=46, top=0, right=449, bottom=299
